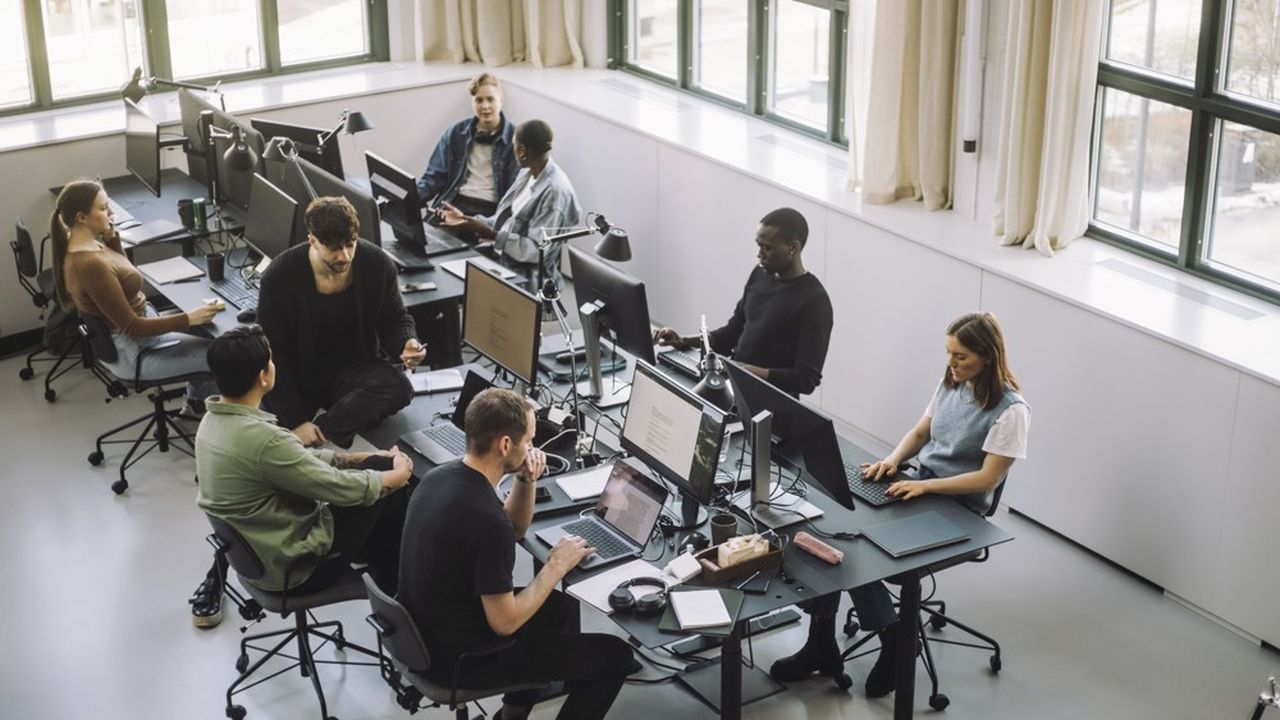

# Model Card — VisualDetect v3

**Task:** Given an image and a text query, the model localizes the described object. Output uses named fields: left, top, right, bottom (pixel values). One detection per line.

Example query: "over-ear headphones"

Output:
left=608, top=577, right=669, bottom=617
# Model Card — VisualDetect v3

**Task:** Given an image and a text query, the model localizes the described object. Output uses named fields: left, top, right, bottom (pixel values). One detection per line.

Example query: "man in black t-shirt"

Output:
left=654, top=207, right=833, bottom=396
left=399, top=388, right=633, bottom=720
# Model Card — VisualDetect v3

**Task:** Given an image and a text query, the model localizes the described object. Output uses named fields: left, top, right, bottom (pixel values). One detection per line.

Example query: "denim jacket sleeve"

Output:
left=418, top=123, right=461, bottom=204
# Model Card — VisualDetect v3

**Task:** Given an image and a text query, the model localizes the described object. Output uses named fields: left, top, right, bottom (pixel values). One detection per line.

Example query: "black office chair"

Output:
left=839, top=478, right=1010, bottom=711
left=79, top=314, right=205, bottom=494
left=207, top=515, right=382, bottom=720
left=10, top=218, right=84, bottom=401
left=362, top=573, right=545, bottom=720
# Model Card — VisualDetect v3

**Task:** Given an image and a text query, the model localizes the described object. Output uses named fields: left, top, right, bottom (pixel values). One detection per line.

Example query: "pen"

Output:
left=172, top=276, right=202, bottom=283
left=735, top=570, right=761, bottom=590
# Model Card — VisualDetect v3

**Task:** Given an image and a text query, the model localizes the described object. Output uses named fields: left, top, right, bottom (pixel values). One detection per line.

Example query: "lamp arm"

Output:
left=292, top=157, right=318, bottom=200
left=151, top=78, right=221, bottom=93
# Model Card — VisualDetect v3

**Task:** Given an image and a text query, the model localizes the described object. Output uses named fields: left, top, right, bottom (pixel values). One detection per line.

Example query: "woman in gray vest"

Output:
left=770, top=312, right=1030, bottom=697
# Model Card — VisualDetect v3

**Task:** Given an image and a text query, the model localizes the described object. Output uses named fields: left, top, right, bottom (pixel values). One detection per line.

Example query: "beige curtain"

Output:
left=419, top=1, right=584, bottom=68
left=992, top=0, right=1105, bottom=255
left=859, top=0, right=960, bottom=210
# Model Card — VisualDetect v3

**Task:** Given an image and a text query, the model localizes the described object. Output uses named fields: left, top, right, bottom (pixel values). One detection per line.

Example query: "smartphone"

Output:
left=534, top=486, right=552, bottom=503
left=400, top=281, right=437, bottom=293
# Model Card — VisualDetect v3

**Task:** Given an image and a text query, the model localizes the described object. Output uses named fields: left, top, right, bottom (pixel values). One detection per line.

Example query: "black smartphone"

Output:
left=534, top=485, right=552, bottom=503
left=739, top=573, right=771, bottom=595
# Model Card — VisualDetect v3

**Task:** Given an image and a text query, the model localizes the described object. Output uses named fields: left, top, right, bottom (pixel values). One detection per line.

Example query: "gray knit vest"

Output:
left=917, top=383, right=1027, bottom=515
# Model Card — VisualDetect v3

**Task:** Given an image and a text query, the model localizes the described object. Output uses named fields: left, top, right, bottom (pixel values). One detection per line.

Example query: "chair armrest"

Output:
left=38, top=234, right=48, bottom=275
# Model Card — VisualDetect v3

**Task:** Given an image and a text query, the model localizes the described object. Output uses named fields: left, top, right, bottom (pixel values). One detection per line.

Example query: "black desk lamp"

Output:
left=121, top=67, right=223, bottom=106
left=317, top=109, right=374, bottom=145
left=262, top=137, right=318, bottom=200
left=691, top=316, right=734, bottom=413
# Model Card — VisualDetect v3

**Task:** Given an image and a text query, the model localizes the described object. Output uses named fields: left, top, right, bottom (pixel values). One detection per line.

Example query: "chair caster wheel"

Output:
left=226, top=705, right=246, bottom=720
left=929, top=615, right=947, bottom=630
left=235, top=653, right=249, bottom=673
left=833, top=672, right=853, bottom=691
left=843, top=621, right=860, bottom=637
left=45, top=388, right=56, bottom=402
left=239, top=600, right=263, bottom=621
left=929, top=693, right=950, bottom=710
left=333, top=629, right=346, bottom=651
left=88, top=451, right=104, bottom=466
left=990, top=655, right=1001, bottom=672
left=19, top=367, right=34, bottom=380
left=111, top=479, right=128, bottom=494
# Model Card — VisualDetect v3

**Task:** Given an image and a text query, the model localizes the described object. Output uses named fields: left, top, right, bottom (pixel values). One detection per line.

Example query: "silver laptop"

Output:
left=535, top=461, right=669, bottom=570
left=401, top=371, right=492, bottom=464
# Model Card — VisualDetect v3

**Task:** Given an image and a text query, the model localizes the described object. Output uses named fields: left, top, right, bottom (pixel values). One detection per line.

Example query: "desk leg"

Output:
left=894, top=572, right=921, bottom=720
left=720, top=624, right=743, bottom=720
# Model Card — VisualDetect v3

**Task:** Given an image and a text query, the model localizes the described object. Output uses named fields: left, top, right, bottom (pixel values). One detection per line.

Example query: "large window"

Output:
left=3, top=0, right=387, bottom=116
left=616, top=0, right=848, bottom=143
left=1092, top=0, right=1280, bottom=302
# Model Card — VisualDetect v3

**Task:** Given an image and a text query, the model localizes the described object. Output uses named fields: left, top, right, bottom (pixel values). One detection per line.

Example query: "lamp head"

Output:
left=692, top=354, right=735, bottom=412
left=121, top=67, right=146, bottom=103
left=262, top=136, right=296, bottom=163
left=341, top=110, right=374, bottom=135
left=594, top=226, right=631, bottom=262
left=223, top=125, right=258, bottom=173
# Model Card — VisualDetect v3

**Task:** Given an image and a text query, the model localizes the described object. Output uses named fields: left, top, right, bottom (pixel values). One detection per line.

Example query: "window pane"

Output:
left=693, top=0, right=747, bottom=102
left=0, top=3, right=32, bottom=108
left=1105, top=0, right=1201, bottom=83
left=1205, top=121, right=1280, bottom=287
left=631, top=0, right=678, bottom=79
left=1224, top=0, right=1280, bottom=108
left=279, top=0, right=367, bottom=66
left=42, top=0, right=145, bottom=100
left=168, top=0, right=262, bottom=80
left=1093, top=87, right=1191, bottom=249
left=769, top=0, right=830, bottom=130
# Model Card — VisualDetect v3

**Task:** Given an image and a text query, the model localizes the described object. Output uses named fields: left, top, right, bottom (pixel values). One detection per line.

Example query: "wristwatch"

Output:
left=515, top=474, right=536, bottom=486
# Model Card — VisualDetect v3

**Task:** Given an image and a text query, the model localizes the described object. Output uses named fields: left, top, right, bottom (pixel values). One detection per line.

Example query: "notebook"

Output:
left=657, top=588, right=746, bottom=637
left=860, top=511, right=970, bottom=559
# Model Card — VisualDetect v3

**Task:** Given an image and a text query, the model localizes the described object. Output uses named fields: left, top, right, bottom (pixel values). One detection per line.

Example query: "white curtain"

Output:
left=418, top=1, right=584, bottom=68
left=858, top=0, right=960, bottom=210
left=992, top=0, right=1105, bottom=255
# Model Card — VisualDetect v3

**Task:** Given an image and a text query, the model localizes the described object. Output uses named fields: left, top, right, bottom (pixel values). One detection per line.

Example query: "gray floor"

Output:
left=1, top=350, right=1277, bottom=720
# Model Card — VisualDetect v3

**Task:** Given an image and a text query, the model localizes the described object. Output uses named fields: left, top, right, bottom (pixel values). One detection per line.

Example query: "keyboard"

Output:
left=421, top=229, right=469, bottom=256
left=382, top=241, right=435, bottom=271
left=844, top=462, right=898, bottom=507
left=657, top=348, right=702, bottom=379
left=422, top=424, right=466, bottom=456
left=209, top=273, right=259, bottom=310
left=560, top=518, right=633, bottom=560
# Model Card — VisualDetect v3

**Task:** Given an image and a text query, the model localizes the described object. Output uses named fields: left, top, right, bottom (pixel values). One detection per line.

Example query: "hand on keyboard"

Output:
left=548, top=535, right=595, bottom=575
left=886, top=479, right=929, bottom=501
left=862, top=459, right=899, bottom=482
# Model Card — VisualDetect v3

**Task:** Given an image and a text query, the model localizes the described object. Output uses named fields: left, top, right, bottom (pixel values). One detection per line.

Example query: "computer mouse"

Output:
left=236, top=308, right=257, bottom=323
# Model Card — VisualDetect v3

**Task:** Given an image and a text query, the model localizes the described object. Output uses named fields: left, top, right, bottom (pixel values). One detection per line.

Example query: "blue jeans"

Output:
left=106, top=305, right=217, bottom=402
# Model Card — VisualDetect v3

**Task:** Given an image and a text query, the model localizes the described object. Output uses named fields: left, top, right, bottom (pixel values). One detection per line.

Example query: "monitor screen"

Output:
left=177, top=89, right=219, bottom=187
left=264, top=155, right=380, bottom=245
left=365, top=151, right=425, bottom=249
left=243, top=174, right=298, bottom=260
left=597, top=461, right=669, bottom=545
left=462, top=261, right=542, bottom=385
left=124, top=99, right=160, bottom=198
left=251, top=118, right=344, bottom=178
left=566, top=246, right=655, bottom=364
left=620, top=360, right=727, bottom=505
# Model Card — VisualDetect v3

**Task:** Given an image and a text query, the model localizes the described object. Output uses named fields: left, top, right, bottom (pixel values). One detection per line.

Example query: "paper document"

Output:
left=440, top=256, right=517, bottom=281
left=137, top=255, right=204, bottom=284
left=319, top=434, right=379, bottom=455
left=566, top=559, right=665, bottom=614
left=408, top=368, right=464, bottom=395
left=555, top=464, right=614, bottom=501
left=670, top=590, right=731, bottom=630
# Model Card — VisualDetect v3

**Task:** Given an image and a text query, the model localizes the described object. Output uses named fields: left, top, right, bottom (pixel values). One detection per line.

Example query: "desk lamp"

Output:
left=317, top=109, right=374, bottom=162
left=262, top=137, right=318, bottom=200
left=691, top=316, right=734, bottom=413
left=121, top=67, right=223, bottom=106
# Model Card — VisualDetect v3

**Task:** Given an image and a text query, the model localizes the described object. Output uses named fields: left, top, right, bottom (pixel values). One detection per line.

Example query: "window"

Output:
left=1091, top=0, right=1280, bottom=303
left=615, top=0, right=848, bottom=144
left=3, top=0, right=387, bottom=116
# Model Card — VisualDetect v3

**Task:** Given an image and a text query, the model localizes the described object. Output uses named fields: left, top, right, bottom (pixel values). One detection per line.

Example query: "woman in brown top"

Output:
left=52, top=180, right=220, bottom=410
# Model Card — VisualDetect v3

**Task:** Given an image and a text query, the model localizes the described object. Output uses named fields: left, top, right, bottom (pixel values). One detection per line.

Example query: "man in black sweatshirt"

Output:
left=257, top=197, right=426, bottom=448
left=655, top=207, right=832, bottom=396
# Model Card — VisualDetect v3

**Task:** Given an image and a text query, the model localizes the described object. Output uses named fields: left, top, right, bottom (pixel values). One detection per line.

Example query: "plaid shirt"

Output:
left=486, top=158, right=582, bottom=284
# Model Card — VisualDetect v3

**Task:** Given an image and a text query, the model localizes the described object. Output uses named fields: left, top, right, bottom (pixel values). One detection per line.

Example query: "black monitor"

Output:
left=124, top=99, right=161, bottom=197
left=620, top=360, right=728, bottom=505
left=251, top=118, right=344, bottom=178
left=264, top=154, right=380, bottom=245
left=242, top=174, right=298, bottom=260
left=462, top=261, right=542, bottom=386
left=724, top=359, right=856, bottom=510
left=177, top=89, right=264, bottom=212
left=365, top=151, right=425, bottom=249
left=177, top=88, right=218, bottom=187
left=566, top=246, right=656, bottom=365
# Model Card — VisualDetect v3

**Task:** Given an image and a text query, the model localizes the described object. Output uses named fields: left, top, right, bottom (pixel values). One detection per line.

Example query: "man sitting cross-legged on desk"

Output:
left=257, top=196, right=427, bottom=449
left=654, top=207, right=833, bottom=397
left=399, top=388, right=634, bottom=720
left=196, top=325, right=415, bottom=602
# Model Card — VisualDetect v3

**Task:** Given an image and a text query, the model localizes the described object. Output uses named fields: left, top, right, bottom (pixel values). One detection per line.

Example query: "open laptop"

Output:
left=400, top=370, right=493, bottom=464
left=535, top=461, right=669, bottom=570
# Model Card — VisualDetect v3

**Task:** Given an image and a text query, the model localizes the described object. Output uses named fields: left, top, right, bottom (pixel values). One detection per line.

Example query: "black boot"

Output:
left=865, top=622, right=901, bottom=698
left=769, top=611, right=842, bottom=682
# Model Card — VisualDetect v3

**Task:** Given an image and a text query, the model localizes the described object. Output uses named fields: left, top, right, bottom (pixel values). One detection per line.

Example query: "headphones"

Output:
left=473, top=129, right=499, bottom=145
left=608, top=577, right=669, bottom=617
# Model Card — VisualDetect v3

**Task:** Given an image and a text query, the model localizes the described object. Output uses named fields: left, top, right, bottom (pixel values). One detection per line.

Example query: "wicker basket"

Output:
left=695, top=537, right=784, bottom=584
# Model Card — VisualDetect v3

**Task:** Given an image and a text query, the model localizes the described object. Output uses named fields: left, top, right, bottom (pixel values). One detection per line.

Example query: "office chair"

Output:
left=10, top=218, right=83, bottom=401
left=79, top=314, right=204, bottom=494
left=839, top=479, right=1010, bottom=711
left=363, top=574, right=545, bottom=720
left=207, top=515, right=382, bottom=720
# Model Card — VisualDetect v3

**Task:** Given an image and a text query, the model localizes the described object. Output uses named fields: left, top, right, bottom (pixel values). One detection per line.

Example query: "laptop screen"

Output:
left=450, top=370, right=495, bottom=427
left=597, top=462, right=668, bottom=545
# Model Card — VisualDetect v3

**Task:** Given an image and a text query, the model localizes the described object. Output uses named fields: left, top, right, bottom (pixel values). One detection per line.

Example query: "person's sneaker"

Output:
left=864, top=625, right=900, bottom=698
left=768, top=639, right=843, bottom=682
left=189, top=576, right=223, bottom=629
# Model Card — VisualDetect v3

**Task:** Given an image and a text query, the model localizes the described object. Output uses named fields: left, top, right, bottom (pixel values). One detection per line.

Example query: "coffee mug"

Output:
left=710, top=512, right=738, bottom=546
left=205, top=252, right=225, bottom=282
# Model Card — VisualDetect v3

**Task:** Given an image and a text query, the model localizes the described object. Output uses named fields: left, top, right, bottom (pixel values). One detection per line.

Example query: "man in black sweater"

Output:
left=655, top=207, right=833, bottom=396
left=257, top=197, right=426, bottom=448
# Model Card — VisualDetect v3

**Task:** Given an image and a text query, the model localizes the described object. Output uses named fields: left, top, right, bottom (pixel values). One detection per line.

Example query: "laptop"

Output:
left=400, top=371, right=493, bottom=464
left=860, top=511, right=970, bottom=559
left=535, top=461, right=670, bottom=570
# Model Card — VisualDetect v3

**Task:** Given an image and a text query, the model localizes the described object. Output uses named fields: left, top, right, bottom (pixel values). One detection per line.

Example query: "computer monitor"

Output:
left=620, top=360, right=728, bottom=506
left=251, top=118, right=344, bottom=178
left=462, top=261, right=542, bottom=386
left=178, top=89, right=264, bottom=212
left=177, top=88, right=219, bottom=187
left=724, top=359, right=856, bottom=510
left=567, top=246, right=655, bottom=365
left=365, top=151, right=425, bottom=249
left=124, top=99, right=161, bottom=197
left=264, top=154, right=380, bottom=245
left=242, top=174, right=298, bottom=260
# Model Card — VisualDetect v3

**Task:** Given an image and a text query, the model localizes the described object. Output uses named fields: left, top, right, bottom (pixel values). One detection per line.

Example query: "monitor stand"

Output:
left=577, top=301, right=630, bottom=408
left=732, top=413, right=823, bottom=528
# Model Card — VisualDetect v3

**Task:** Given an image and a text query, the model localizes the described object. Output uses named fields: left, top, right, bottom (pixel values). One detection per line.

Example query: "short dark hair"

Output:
left=464, top=388, right=531, bottom=454
left=305, top=196, right=359, bottom=249
left=515, top=120, right=553, bottom=156
left=760, top=207, right=809, bottom=247
left=206, top=325, right=271, bottom=397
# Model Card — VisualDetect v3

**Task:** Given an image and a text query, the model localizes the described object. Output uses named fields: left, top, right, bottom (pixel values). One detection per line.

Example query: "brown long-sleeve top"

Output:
left=64, top=239, right=189, bottom=337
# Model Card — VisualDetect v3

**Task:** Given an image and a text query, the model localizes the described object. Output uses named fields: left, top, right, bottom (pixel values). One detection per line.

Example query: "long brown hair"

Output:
left=942, top=312, right=1020, bottom=411
left=50, top=180, right=103, bottom=309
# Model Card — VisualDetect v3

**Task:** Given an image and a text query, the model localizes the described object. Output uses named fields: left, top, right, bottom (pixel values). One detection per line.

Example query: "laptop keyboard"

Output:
left=423, top=231, right=468, bottom=255
left=382, top=240, right=435, bottom=270
left=209, top=273, right=259, bottom=310
left=560, top=518, right=632, bottom=560
left=423, top=424, right=466, bottom=456
left=844, top=462, right=898, bottom=507
left=657, top=348, right=702, bottom=380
